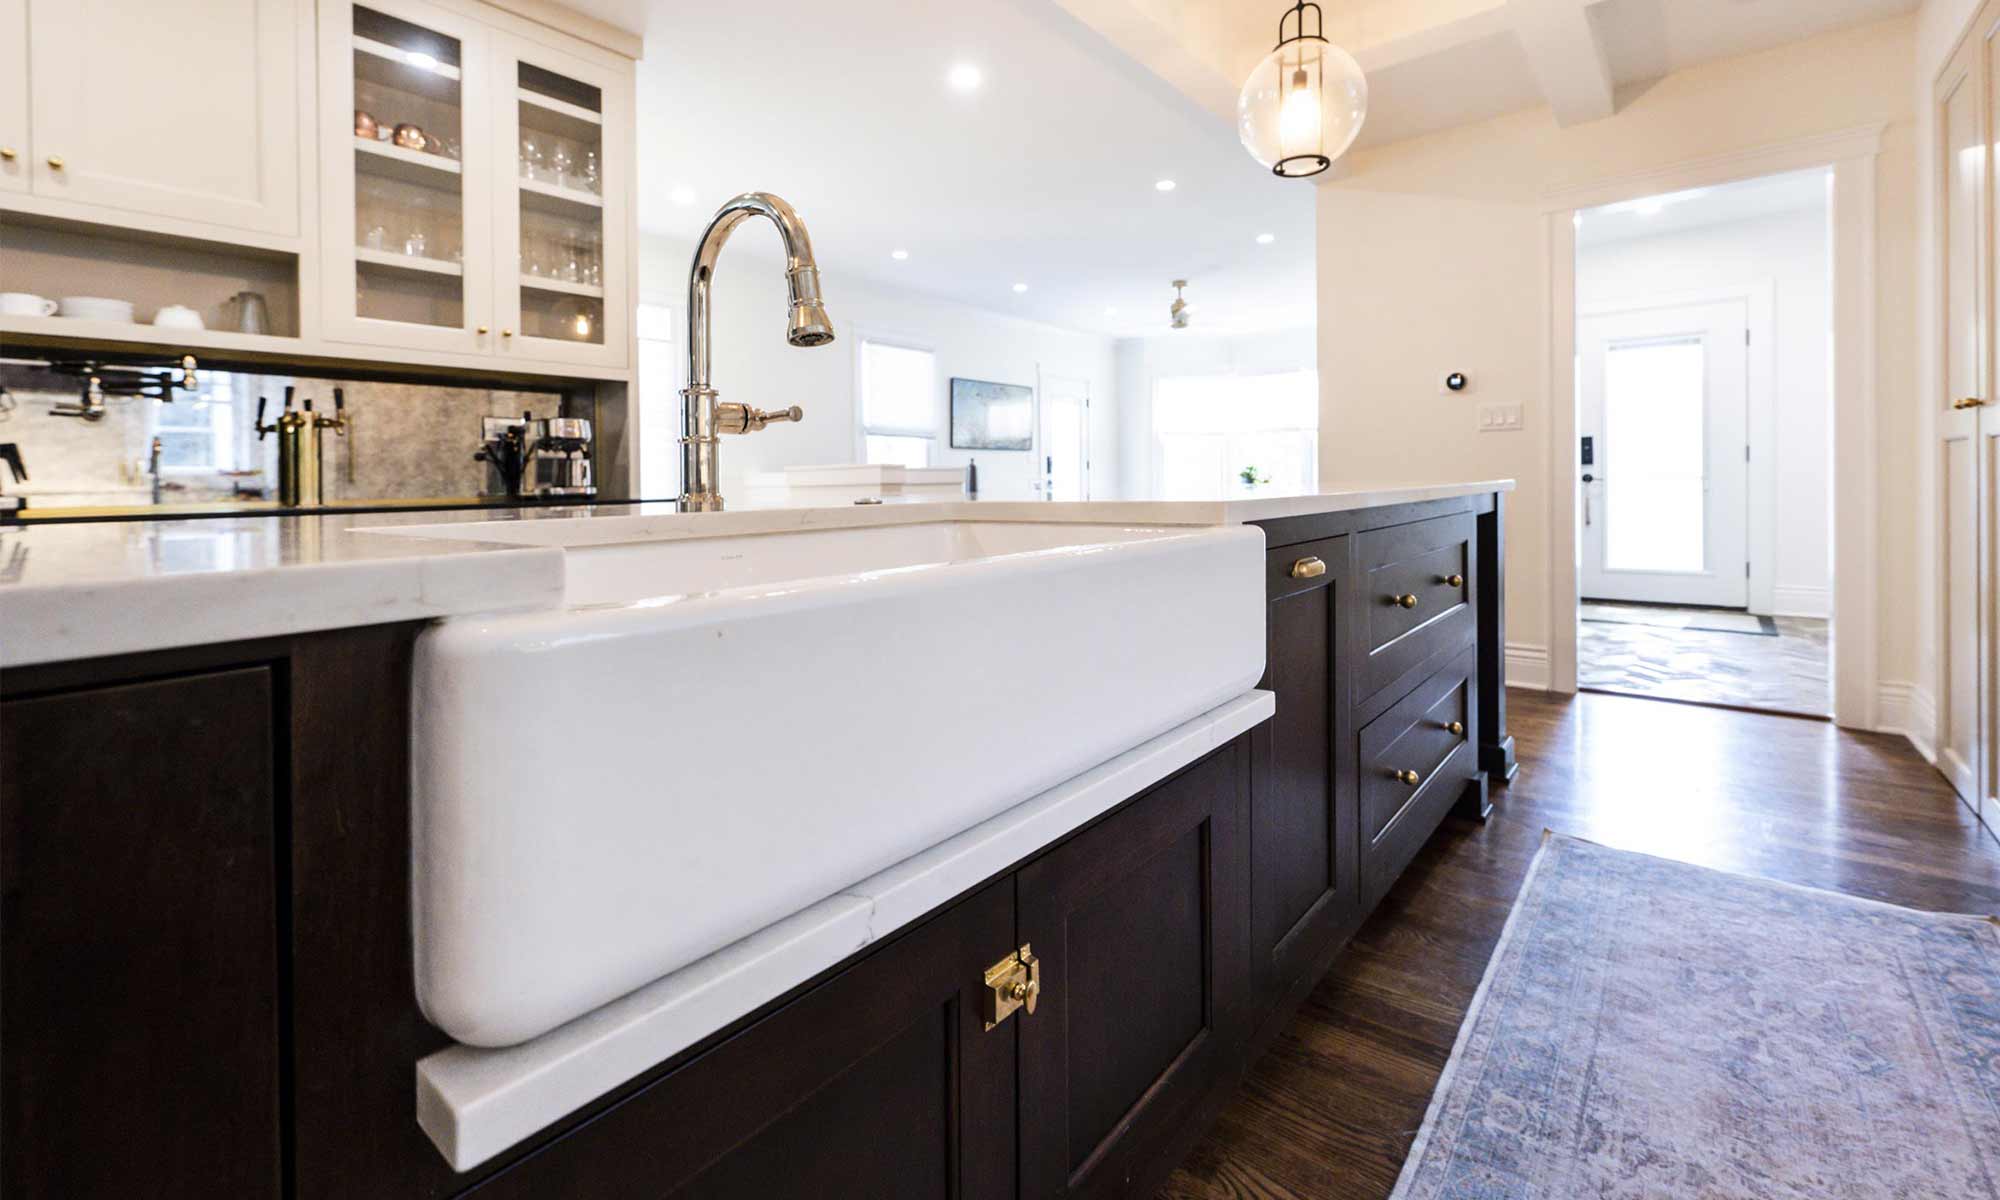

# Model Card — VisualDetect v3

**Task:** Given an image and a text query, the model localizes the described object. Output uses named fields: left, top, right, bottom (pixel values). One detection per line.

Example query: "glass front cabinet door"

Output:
left=322, top=0, right=492, bottom=355
left=493, top=34, right=629, bottom=368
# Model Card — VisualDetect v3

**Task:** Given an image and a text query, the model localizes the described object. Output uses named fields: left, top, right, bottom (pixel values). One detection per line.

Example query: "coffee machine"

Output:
left=529, top=417, right=595, bottom=496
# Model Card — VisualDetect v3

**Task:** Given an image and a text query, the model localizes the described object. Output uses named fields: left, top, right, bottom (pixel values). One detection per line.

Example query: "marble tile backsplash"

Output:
left=0, top=364, right=567, bottom=509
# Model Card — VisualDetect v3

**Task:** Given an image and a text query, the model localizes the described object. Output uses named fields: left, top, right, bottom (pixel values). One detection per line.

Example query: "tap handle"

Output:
left=255, top=395, right=269, bottom=439
left=0, top=443, right=25, bottom=484
left=283, top=385, right=296, bottom=411
left=333, top=387, right=345, bottom=414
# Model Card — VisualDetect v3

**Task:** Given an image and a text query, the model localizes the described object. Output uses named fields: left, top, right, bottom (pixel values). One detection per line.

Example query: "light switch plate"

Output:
left=1479, top=403, right=1523, bottom=431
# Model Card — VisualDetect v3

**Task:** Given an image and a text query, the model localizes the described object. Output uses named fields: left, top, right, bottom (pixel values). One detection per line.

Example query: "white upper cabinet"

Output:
left=0, top=0, right=27, bottom=195
left=320, top=0, right=495, bottom=355
left=492, top=31, right=630, bottom=369
left=27, top=0, right=302, bottom=237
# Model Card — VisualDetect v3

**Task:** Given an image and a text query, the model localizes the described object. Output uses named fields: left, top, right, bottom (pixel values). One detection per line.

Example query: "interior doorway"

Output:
left=1571, top=168, right=1833, bottom=718
left=1037, top=373, right=1090, bottom=501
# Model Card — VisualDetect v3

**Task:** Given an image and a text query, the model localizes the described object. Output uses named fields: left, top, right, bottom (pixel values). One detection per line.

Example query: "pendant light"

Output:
left=1169, top=280, right=1190, bottom=330
left=1237, top=1, right=1367, bottom=178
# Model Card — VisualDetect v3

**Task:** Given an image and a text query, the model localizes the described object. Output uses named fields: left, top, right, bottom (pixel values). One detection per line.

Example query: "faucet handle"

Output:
left=716, top=402, right=804, bottom=435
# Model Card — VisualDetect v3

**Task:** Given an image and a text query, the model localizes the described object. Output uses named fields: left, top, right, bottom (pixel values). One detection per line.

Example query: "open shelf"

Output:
left=0, top=312, right=303, bottom=355
left=520, top=275, right=604, bottom=299
left=356, top=137, right=461, bottom=188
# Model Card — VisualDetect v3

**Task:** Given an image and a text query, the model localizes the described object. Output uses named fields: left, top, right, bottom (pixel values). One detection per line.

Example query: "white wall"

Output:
left=639, top=233, right=1120, bottom=501
left=1577, top=205, right=1834, bottom=618
left=1114, top=326, right=1317, bottom=497
left=1316, top=14, right=1920, bottom=701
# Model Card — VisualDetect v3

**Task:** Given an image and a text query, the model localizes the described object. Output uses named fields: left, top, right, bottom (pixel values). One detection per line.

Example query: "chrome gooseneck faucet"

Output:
left=681, top=191, right=832, bottom=511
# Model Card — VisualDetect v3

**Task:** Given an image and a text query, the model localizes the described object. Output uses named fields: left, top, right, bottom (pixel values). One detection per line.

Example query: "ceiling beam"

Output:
left=1505, top=0, right=1615, bottom=126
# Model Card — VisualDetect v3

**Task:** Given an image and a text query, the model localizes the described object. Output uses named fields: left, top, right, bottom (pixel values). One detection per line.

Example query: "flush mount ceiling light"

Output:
left=1012, top=282, right=1029, bottom=293
left=1238, top=1, right=1367, bottom=178
left=1169, top=279, right=1190, bottom=330
left=891, top=248, right=909, bottom=260
left=1256, top=232, right=1276, bottom=244
left=1155, top=179, right=1177, bottom=192
left=947, top=63, right=983, bottom=93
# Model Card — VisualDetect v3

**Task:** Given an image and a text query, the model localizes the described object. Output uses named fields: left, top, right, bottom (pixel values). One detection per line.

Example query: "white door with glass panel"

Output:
left=1579, top=301, right=1750, bottom=607
left=1038, top=374, right=1089, bottom=500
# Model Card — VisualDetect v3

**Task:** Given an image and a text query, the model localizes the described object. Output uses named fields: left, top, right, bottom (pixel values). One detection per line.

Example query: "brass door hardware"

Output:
left=1394, top=593, right=1419, bottom=609
left=1290, top=556, right=1326, bottom=579
left=1955, top=396, right=1989, bottom=410
left=0, top=148, right=15, bottom=161
left=1444, top=573, right=1464, bottom=588
left=501, top=328, right=513, bottom=338
left=45, top=155, right=61, bottom=169
left=1394, top=768, right=1421, bottom=786
left=983, top=944, right=1040, bottom=1031
left=1446, top=720, right=1464, bottom=736
left=476, top=324, right=489, bottom=334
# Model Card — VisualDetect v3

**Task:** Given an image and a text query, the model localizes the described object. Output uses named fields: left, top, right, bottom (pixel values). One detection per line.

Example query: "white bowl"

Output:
left=59, top=296, right=136, bottom=323
left=152, top=305, right=205, bottom=330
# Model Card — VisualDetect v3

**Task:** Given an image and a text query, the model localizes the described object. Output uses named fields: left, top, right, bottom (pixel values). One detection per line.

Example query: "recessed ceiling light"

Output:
left=947, top=63, right=983, bottom=93
left=669, top=186, right=696, bottom=206
left=1255, top=232, right=1275, bottom=245
left=1012, top=282, right=1029, bottom=294
left=891, top=249, right=909, bottom=261
left=1155, top=179, right=1177, bottom=192
left=1105, top=307, right=1118, bottom=316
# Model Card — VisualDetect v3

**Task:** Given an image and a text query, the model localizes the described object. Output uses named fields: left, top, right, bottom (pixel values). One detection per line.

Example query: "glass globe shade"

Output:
left=1237, top=38, right=1367, bottom=178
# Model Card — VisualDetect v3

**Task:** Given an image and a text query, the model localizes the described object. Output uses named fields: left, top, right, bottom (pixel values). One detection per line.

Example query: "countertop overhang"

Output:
left=0, top=481, right=1513, bottom=669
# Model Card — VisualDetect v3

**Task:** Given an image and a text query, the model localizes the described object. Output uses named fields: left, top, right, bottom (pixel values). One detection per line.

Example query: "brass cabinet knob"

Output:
left=476, top=324, right=489, bottom=334
left=1447, top=720, right=1464, bottom=736
left=45, top=155, right=62, bottom=169
left=501, top=328, right=513, bottom=338
left=1395, top=768, right=1421, bottom=786
left=0, top=147, right=15, bottom=161
left=1957, top=396, right=1989, bottom=410
left=1395, top=593, right=1419, bottom=609
left=1445, top=573, right=1464, bottom=588
left=1290, top=556, right=1326, bottom=580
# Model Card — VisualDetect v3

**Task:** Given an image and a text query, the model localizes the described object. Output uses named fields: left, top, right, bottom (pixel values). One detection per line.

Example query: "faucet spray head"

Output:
left=786, top=265, right=834, bottom=348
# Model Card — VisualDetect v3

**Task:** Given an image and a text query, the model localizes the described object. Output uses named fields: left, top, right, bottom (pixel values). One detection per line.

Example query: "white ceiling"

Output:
left=572, top=0, right=1318, bottom=340
left=1575, top=165, right=1829, bottom=246
left=1052, top=0, right=1919, bottom=148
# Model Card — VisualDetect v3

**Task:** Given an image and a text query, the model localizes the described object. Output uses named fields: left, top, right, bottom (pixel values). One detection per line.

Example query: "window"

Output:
left=636, top=303, right=679, bottom=498
left=1152, top=370, right=1318, bottom=497
left=859, top=339, right=936, bottom=466
left=151, top=372, right=244, bottom=473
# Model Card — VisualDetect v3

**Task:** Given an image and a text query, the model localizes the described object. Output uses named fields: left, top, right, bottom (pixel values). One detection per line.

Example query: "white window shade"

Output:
left=1154, top=371, right=1318, bottom=434
left=861, top=341, right=936, bottom=436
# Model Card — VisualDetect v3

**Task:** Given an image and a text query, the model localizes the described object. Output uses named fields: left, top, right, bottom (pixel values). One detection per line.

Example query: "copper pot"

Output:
left=393, top=123, right=427, bottom=151
left=354, top=110, right=377, bottom=139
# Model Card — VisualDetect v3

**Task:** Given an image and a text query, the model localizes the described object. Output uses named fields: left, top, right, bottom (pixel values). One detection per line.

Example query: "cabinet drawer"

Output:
left=1357, top=648, right=1476, bottom=910
left=1357, top=513, right=1474, bottom=698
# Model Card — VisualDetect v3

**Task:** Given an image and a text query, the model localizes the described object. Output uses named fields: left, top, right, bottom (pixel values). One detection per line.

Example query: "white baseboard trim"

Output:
left=1771, top=585, right=1830, bottom=619
left=1876, top=681, right=1937, bottom=763
left=1506, top=642, right=1551, bottom=691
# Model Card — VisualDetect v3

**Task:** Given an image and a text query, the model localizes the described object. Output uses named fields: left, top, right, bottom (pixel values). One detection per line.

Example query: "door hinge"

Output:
left=1746, top=562, right=1751, bottom=579
left=983, top=943, right=1040, bottom=1030
left=1745, top=329, right=1751, bottom=346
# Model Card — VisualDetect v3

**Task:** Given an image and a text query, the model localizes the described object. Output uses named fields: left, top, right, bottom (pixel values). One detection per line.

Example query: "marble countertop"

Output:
left=0, top=480, right=1512, bottom=668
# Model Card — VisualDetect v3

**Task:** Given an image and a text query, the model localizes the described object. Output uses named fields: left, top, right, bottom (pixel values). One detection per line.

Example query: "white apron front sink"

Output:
left=408, top=518, right=1264, bottom=1046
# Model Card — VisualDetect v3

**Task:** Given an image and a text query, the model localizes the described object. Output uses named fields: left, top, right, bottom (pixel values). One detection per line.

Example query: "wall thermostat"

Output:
left=1445, top=372, right=1469, bottom=393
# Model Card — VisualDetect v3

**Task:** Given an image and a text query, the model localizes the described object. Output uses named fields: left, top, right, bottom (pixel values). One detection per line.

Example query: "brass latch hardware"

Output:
left=1290, top=555, right=1326, bottom=580
left=983, top=943, right=1040, bottom=1031
left=1956, top=396, right=1989, bottom=410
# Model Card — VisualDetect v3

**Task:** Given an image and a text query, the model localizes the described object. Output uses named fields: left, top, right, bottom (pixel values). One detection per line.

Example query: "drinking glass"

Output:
left=550, top=141, right=575, bottom=191
left=580, top=149, right=600, bottom=195
left=520, top=135, right=546, bottom=182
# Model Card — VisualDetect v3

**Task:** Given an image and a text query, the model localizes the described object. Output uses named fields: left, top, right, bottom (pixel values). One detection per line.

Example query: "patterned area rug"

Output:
left=1390, top=834, right=2000, bottom=1199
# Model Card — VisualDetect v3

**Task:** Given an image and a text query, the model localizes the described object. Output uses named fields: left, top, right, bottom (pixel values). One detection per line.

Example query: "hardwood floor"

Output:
left=1160, top=688, right=1997, bottom=1200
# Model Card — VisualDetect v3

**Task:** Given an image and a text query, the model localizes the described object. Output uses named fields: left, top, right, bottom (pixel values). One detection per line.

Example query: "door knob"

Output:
left=1290, top=556, right=1326, bottom=579
left=1394, top=593, right=1419, bottom=609
left=1395, top=768, right=1421, bottom=786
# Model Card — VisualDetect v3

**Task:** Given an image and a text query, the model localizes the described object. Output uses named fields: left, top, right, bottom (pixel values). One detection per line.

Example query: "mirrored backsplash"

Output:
left=0, top=362, right=569, bottom=516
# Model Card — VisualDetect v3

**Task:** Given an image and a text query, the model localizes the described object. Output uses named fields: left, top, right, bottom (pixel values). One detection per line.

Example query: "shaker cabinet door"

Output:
left=0, top=0, right=26, bottom=195
left=1017, top=737, right=1252, bottom=1199
left=465, top=880, right=1018, bottom=1200
left=1, top=668, right=283, bottom=1199
left=1253, top=534, right=1360, bottom=1013
left=26, top=0, right=301, bottom=235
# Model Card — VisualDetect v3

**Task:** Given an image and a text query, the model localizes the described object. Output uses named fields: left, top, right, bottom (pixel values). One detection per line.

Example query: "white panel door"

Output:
left=1580, top=301, right=1750, bottom=607
left=0, top=0, right=27, bottom=195
left=27, top=0, right=300, bottom=235
left=1940, top=30, right=1987, bottom=813
left=1038, top=374, right=1090, bottom=501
